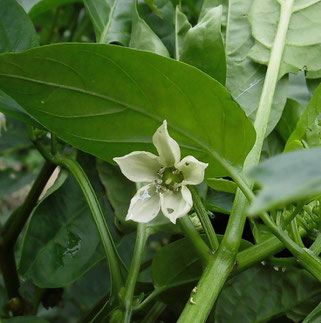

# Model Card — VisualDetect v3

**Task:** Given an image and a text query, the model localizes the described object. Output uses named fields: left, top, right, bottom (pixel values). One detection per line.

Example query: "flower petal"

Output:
left=126, top=184, right=161, bottom=223
left=114, top=151, right=162, bottom=182
left=176, top=156, right=208, bottom=185
left=152, top=120, right=181, bottom=166
left=160, top=186, right=192, bottom=223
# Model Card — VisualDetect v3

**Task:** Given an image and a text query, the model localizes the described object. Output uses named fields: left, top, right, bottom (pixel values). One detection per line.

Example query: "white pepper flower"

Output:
left=113, top=121, right=208, bottom=224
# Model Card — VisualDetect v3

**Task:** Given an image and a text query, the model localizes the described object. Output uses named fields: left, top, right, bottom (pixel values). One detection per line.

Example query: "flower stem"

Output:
left=178, top=216, right=210, bottom=266
left=141, top=302, right=166, bottom=323
left=178, top=1, right=295, bottom=321
left=189, top=186, right=219, bottom=251
left=52, top=155, right=124, bottom=298
left=121, top=223, right=149, bottom=323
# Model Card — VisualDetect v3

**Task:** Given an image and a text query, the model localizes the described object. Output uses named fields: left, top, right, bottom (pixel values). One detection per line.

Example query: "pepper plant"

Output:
left=1, top=0, right=321, bottom=322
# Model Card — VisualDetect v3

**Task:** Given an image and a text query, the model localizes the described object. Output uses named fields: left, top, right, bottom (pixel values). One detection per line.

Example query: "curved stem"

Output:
left=121, top=223, right=149, bottom=323
left=189, top=186, right=219, bottom=251
left=53, top=155, right=124, bottom=297
left=178, top=216, right=210, bottom=266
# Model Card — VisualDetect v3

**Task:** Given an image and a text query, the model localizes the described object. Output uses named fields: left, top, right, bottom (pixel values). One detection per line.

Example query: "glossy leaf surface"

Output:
left=0, top=43, right=255, bottom=178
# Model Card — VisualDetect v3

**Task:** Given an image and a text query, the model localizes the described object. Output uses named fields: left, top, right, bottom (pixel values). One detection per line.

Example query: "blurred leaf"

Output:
left=174, top=5, right=191, bottom=60
left=130, top=0, right=170, bottom=56
left=307, top=79, right=321, bottom=96
left=303, top=301, right=321, bottom=323
left=143, top=0, right=162, bottom=17
left=225, top=0, right=288, bottom=135
left=0, top=91, right=44, bottom=128
left=0, top=116, right=31, bottom=154
left=214, top=266, right=321, bottom=323
left=277, top=98, right=305, bottom=142
left=0, top=43, right=255, bottom=178
left=248, top=0, right=321, bottom=79
left=3, top=317, right=49, bottom=323
left=0, top=0, right=38, bottom=54
left=83, top=0, right=133, bottom=45
left=16, top=0, right=81, bottom=18
left=151, top=235, right=251, bottom=303
left=260, top=131, right=284, bottom=161
left=180, top=5, right=226, bottom=84
left=249, top=147, right=321, bottom=214
left=19, top=153, right=120, bottom=288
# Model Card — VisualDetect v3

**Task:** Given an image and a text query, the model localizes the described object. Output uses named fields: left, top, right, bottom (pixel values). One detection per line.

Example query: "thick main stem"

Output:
left=178, top=1, right=295, bottom=321
left=121, top=223, right=149, bottom=323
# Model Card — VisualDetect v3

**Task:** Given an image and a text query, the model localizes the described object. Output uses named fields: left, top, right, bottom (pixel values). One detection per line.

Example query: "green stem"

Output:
left=178, top=1, right=295, bottom=321
left=53, top=155, right=124, bottom=297
left=141, top=302, right=166, bottom=323
left=290, top=218, right=304, bottom=247
left=121, top=223, right=149, bottom=323
left=310, top=233, right=321, bottom=256
left=281, top=203, right=304, bottom=230
left=178, top=216, right=210, bottom=266
left=189, top=186, right=219, bottom=251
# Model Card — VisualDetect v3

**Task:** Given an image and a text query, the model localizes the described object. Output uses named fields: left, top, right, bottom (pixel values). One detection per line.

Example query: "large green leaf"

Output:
left=0, top=44, right=255, bottom=178
left=3, top=318, right=49, bottom=323
left=214, top=266, right=321, bottom=323
left=19, top=154, right=120, bottom=288
left=83, top=0, right=133, bottom=45
left=179, top=5, right=226, bottom=84
left=225, top=0, right=288, bottom=135
left=249, top=147, right=321, bottom=214
left=0, top=0, right=38, bottom=53
left=248, top=0, right=321, bottom=79
left=285, top=84, right=321, bottom=151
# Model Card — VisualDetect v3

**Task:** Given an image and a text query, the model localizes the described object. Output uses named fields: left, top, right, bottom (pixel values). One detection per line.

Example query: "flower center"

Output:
left=158, top=167, right=184, bottom=191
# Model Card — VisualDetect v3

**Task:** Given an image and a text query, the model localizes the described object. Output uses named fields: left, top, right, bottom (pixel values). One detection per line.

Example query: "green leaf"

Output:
left=288, top=71, right=311, bottom=106
left=96, top=159, right=137, bottom=233
left=205, top=190, right=234, bottom=215
left=143, top=0, right=162, bottom=17
left=225, top=0, right=288, bottom=135
left=214, top=266, right=321, bottom=323
left=16, top=0, right=81, bottom=17
left=277, top=98, right=305, bottom=142
left=130, top=0, right=170, bottom=56
left=206, top=178, right=237, bottom=194
left=83, top=0, right=133, bottom=45
left=138, top=0, right=175, bottom=56
left=0, top=0, right=39, bottom=53
left=0, top=90, right=43, bottom=127
left=249, top=147, right=321, bottom=214
left=303, top=301, right=321, bottom=323
left=0, top=116, right=31, bottom=155
left=179, top=5, right=226, bottom=84
left=248, top=0, right=321, bottom=79
left=0, top=43, right=255, bottom=178
left=174, top=5, right=191, bottom=60
left=151, top=235, right=251, bottom=301
left=19, top=153, right=120, bottom=288
left=285, top=84, right=321, bottom=151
